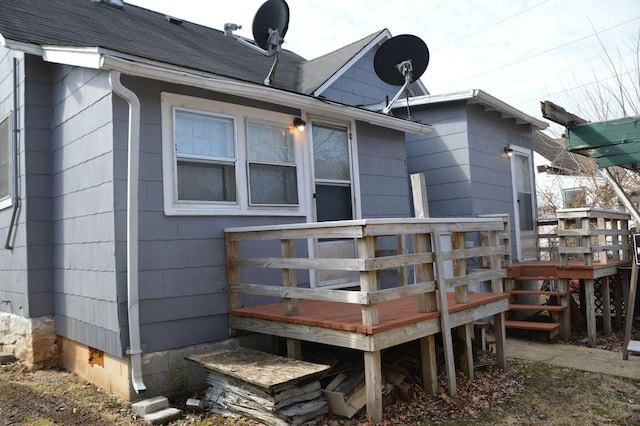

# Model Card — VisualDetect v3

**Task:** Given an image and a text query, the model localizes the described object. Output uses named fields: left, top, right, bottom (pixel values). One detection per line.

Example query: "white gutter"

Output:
left=109, top=71, right=146, bottom=393
left=100, top=55, right=431, bottom=136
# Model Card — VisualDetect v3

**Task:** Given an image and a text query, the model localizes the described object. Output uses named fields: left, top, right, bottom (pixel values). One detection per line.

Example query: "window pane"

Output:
left=247, top=121, right=294, bottom=163
left=177, top=161, right=236, bottom=202
left=315, top=184, right=352, bottom=221
left=312, top=124, right=350, bottom=181
left=249, top=163, right=298, bottom=205
left=0, top=116, right=10, bottom=201
left=175, top=110, right=234, bottom=158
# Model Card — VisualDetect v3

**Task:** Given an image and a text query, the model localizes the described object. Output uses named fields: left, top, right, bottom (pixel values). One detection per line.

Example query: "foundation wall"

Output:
left=0, top=312, right=58, bottom=369
left=59, top=334, right=273, bottom=402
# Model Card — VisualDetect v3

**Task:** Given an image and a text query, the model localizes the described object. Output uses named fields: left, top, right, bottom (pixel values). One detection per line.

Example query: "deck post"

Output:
left=358, top=235, right=379, bottom=326
left=585, top=279, right=598, bottom=347
left=614, top=273, right=623, bottom=330
left=226, top=236, right=241, bottom=337
left=457, top=323, right=474, bottom=380
left=281, top=239, right=298, bottom=316
left=493, top=311, right=507, bottom=369
left=602, top=276, right=611, bottom=335
left=364, top=350, right=383, bottom=423
left=558, top=279, right=571, bottom=341
left=452, top=232, right=469, bottom=304
left=420, top=335, right=438, bottom=395
left=433, top=230, right=457, bottom=397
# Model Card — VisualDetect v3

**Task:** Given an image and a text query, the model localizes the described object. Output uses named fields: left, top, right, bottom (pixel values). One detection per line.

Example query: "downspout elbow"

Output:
left=109, top=70, right=145, bottom=393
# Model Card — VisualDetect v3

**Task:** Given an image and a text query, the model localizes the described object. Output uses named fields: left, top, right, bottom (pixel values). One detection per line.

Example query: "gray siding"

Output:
left=116, top=76, right=306, bottom=353
left=0, top=47, right=30, bottom=317
left=321, top=49, right=403, bottom=107
left=24, top=55, right=54, bottom=317
left=467, top=104, right=520, bottom=217
left=51, top=65, right=122, bottom=356
left=405, top=102, right=474, bottom=217
left=356, top=121, right=411, bottom=218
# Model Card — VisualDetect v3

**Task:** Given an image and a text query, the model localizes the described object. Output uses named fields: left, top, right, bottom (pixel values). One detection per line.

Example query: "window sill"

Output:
left=164, top=204, right=307, bottom=217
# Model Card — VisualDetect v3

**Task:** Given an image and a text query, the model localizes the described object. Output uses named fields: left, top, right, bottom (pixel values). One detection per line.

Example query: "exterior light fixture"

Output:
left=504, top=146, right=513, bottom=157
left=293, top=117, right=306, bottom=132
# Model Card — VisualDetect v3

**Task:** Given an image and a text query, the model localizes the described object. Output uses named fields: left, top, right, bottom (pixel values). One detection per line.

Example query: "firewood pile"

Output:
left=187, top=347, right=330, bottom=426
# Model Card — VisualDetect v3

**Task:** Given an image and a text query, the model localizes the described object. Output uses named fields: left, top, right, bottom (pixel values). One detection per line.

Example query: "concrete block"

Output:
left=131, top=396, right=169, bottom=416
left=143, top=407, right=182, bottom=425
left=0, top=352, right=17, bottom=365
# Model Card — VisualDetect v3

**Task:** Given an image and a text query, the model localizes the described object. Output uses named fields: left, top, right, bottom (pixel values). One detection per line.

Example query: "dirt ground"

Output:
left=1, top=345, right=640, bottom=426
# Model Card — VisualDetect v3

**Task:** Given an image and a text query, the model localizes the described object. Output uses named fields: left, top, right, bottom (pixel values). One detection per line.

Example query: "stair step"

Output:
left=131, top=396, right=169, bottom=416
left=509, top=303, right=567, bottom=312
left=508, top=276, right=559, bottom=281
left=507, top=290, right=566, bottom=297
left=144, top=408, right=182, bottom=425
left=628, top=340, right=640, bottom=355
left=504, top=320, right=561, bottom=332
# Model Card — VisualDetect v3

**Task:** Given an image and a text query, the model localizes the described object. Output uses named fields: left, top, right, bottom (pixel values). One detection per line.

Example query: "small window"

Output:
left=0, top=114, right=11, bottom=207
left=247, top=121, right=298, bottom=206
left=174, top=110, right=236, bottom=202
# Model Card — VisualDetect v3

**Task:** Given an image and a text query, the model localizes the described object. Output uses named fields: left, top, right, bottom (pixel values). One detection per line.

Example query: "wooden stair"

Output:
left=504, top=279, right=569, bottom=341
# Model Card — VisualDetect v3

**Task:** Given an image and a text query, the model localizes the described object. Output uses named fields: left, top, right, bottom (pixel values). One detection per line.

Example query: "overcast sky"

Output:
left=126, top=0, right=639, bottom=132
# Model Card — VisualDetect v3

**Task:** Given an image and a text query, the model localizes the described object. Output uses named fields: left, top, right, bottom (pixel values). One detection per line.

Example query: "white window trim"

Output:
left=0, top=112, right=13, bottom=211
left=161, top=92, right=307, bottom=216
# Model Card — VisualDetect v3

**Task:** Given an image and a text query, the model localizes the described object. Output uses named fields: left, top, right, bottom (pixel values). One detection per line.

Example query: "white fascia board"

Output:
left=312, top=29, right=392, bottom=97
left=0, top=35, right=43, bottom=56
left=364, top=89, right=548, bottom=130
left=42, top=46, right=103, bottom=69
left=101, top=55, right=431, bottom=135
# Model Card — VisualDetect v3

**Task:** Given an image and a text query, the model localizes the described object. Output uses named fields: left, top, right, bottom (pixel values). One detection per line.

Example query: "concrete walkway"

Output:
left=506, top=338, right=640, bottom=380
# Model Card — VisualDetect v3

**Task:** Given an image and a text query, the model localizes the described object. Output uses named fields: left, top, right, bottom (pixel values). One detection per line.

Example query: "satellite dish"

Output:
left=224, top=0, right=290, bottom=86
left=252, top=0, right=289, bottom=54
left=374, top=34, right=429, bottom=115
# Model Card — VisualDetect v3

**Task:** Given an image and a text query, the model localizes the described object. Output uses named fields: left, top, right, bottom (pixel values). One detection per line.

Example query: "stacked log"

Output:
left=187, top=347, right=330, bottom=426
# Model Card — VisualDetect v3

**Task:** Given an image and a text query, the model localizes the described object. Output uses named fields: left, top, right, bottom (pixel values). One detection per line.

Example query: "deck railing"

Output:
left=225, top=217, right=511, bottom=327
left=536, top=208, right=631, bottom=265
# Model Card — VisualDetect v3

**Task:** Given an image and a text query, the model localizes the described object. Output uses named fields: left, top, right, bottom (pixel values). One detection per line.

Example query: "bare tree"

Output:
left=537, top=29, right=640, bottom=216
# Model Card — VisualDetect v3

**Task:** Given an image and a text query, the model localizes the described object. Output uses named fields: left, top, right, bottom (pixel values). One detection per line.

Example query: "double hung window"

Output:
left=162, top=93, right=303, bottom=216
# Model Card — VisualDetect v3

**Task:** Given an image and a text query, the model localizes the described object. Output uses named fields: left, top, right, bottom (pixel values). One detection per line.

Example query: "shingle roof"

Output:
left=299, top=30, right=387, bottom=95
left=0, top=0, right=307, bottom=92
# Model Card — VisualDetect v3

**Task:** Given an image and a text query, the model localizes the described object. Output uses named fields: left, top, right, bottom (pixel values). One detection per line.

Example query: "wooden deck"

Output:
left=225, top=217, right=512, bottom=422
left=230, top=292, right=509, bottom=349
left=509, top=208, right=632, bottom=346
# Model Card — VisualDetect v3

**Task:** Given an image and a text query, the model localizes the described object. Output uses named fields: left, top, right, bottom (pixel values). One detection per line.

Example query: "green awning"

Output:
left=567, top=116, right=640, bottom=170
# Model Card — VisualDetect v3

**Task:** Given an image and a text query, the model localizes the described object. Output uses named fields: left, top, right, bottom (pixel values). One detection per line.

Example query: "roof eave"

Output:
left=100, top=55, right=432, bottom=135
left=364, top=89, right=548, bottom=130
left=1, top=35, right=431, bottom=135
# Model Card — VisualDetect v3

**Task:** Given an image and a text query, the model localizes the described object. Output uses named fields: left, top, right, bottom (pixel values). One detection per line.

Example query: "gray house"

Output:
left=0, top=0, right=430, bottom=399
left=0, top=0, right=543, bottom=400
left=367, top=91, right=549, bottom=262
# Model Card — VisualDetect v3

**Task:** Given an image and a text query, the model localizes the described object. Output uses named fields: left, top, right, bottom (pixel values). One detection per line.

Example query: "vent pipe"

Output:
left=90, top=0, right=124, bottom=10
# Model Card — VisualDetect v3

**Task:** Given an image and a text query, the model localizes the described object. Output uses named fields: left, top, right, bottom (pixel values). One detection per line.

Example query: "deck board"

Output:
left=230, top=292, right=508, bottom=335
left=507, top=260, right=629, bottom=280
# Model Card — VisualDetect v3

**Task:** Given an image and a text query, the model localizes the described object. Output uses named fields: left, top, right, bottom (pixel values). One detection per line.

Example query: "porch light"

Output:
left=504, top=146, right=513, bottom=157
left=293, top=117, right=306, bottom=132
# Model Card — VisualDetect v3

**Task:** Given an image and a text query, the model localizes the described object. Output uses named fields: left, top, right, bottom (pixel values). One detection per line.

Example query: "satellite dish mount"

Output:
left=383, top=60, right=414, bottom=115
left=373, top=35, right=430, bottom=117
left=224, top=0, right=290, bottom=86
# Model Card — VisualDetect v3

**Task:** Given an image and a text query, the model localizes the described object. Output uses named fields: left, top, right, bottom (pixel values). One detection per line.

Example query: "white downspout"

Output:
left=109, top=71, right=146, bottom=393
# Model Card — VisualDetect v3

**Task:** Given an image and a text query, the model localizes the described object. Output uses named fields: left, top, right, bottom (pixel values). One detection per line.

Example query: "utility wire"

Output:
left=434, top=0, right=551, bottom=51
left=438, top=15, right=640, bottom=88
